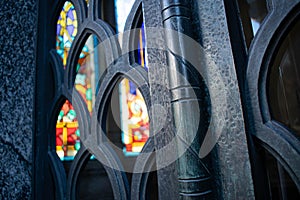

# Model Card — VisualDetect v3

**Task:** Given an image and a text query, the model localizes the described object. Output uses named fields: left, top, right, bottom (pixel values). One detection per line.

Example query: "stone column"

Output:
left=0, top=0, right=38, bottom=199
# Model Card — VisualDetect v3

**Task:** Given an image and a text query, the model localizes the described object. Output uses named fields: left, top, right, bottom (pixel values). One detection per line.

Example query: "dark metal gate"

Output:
left=34, top=0, right=300, bottom=199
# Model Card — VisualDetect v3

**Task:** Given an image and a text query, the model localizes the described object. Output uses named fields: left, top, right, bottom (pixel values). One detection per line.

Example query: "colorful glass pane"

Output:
left=75, top=35, right=101, bottom=113
left=138, top=23, right=147, bottom=70
left=75, top=39, right=93, bottom=113
left=56, top=100, right=81, bottom=161
left=56, top=1, right=78, bottom=67
left=119, top=80, right=149, bottom=156
left=56, top=35, right=99, bottom=160
left=56, top=2, right=96, bottom=160
left=120, top=24, right=148, bottom=156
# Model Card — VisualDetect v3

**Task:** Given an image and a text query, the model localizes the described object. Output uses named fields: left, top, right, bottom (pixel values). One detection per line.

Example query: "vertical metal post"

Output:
left=142, top=0, right=180, bottom=198
left=160, top=0, right=214, bottom=199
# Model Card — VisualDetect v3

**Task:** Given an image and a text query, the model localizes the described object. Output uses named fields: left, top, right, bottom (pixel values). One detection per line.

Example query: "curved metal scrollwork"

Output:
left=46, top=0, right=157, bottom=199
left=246, top=0, right=300, bottom=193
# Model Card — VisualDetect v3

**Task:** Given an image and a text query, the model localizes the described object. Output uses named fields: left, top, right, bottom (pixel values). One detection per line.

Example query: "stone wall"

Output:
left=0, top=0, right=38, bottom=199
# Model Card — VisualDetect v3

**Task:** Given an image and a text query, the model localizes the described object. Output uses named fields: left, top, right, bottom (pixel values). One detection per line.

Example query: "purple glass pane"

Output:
left=67, top=9, right=74, bottom=20
left=67, top=25, right=74, bottom=36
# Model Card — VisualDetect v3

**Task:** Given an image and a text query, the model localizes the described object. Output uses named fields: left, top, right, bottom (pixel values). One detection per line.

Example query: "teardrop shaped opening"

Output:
left=56, top=100, right=81, bottom=161
left=56, top=1, right=78, bottom=68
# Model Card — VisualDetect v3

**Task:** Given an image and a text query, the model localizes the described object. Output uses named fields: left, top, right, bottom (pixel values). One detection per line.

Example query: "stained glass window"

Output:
left=75, top=37, right=95, bottom=112
left=56, top=100, right=80, bottom=160
left=119, top=79, right=149, bottom=156
left=55, top=1, right=148, bottom=159
left=56, top=2, right=78, bottom=68
left=56, top=2, right=96, bottom=160
left=138, top=23, right=147, bottom=70
left=119, top=23, right=148, bottom=156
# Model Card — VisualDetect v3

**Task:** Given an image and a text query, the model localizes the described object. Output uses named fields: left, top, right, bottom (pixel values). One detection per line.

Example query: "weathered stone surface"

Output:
left=0, top=142, right=32, bottom=199
left=0, top=0, right=38, bottom=199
